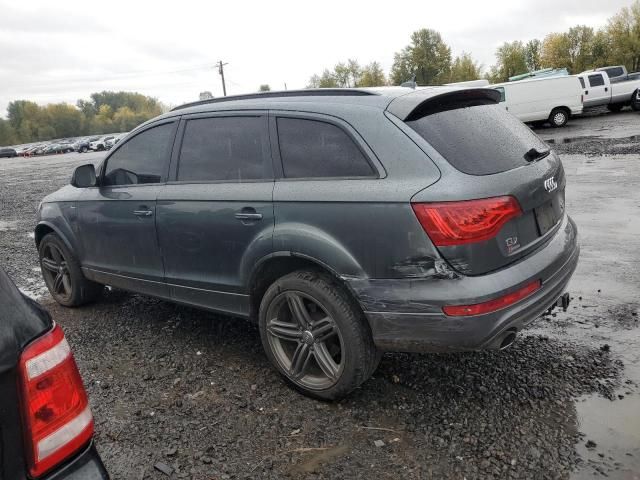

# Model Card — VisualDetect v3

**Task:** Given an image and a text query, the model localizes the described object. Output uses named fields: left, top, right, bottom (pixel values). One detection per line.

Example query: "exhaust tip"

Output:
left=499, top=331, right=517, bottom=350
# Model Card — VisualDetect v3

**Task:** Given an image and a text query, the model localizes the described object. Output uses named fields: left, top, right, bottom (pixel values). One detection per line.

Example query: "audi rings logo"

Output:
left=544, top=176, right=558, bottom=193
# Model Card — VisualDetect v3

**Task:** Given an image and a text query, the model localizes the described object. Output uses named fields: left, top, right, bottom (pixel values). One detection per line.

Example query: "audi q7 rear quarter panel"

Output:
left=271, top=104, right=445, bottom=280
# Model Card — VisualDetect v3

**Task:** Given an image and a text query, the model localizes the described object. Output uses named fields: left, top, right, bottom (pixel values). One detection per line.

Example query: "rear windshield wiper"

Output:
left=523, top=147, right=550, bottom=162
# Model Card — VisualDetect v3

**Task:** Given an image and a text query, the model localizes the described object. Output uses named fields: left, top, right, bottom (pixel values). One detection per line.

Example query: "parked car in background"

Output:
left=0, top=147, right=18, bottom=158
left=0, top=267, right=108, bottom=479
left=73, top=137, right=99, bottom=153
left=89, top=136, right=115, bottom=151
left=589, top=65, right=640, bottom=84
left=36, top=87, right=579, bottom=400
left=105, top=133, right=127, bottom=150
left=576, top=69, right=640, bottom=112
left=492, top=76, right=584, bottom=127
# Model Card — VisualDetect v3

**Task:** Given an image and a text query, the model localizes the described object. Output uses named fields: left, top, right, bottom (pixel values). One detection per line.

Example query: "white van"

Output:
left=491, top=76, right=584, bottom=127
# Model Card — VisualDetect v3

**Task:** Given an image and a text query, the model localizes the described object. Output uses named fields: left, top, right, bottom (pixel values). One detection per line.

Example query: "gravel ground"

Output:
left=1, top=113, right=639, bottom=479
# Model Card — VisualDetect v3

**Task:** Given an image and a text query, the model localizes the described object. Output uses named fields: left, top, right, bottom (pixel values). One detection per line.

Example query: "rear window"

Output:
left=406, top=104, right=549, bottom=176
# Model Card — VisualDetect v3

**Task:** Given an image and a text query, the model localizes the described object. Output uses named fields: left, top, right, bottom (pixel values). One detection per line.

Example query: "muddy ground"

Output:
left=0, top=109, right=639, bottom=479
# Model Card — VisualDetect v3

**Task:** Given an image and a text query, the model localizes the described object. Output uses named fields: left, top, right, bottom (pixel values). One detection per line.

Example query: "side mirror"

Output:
left=71, top=164, right=97, bottom=188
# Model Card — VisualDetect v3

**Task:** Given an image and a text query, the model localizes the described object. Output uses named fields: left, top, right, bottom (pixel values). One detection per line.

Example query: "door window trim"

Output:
left=269, top=110, right=383, bottom=181
left=167, top=111, right=274, bottom=184
left=98, top=118, right=180, bottom=188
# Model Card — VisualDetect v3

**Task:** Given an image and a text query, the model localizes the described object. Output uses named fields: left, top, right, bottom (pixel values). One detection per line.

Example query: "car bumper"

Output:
left=43, top=442, right=109, bottom=480
left=348, top=215, right=579, bottom=353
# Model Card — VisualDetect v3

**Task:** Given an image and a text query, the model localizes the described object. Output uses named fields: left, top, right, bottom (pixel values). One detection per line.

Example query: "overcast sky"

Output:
left=0, top=0, right=631, bottom=115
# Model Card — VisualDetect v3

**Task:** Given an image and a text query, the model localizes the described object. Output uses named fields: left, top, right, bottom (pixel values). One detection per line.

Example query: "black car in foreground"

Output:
left=36, top=87, right=578, bottom=399
left=0, top=268, right=108, bottom=479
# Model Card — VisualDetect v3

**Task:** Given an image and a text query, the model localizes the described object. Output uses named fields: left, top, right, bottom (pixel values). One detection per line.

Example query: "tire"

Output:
left=259, top=270, right=379, bottom=400
left=607, top=103, right=624, bottom=113
left=631, top=90, right=640, bottom=111
left=549, top=108, right=569, bottom=127
left=38, top=233, right=103, bottom=307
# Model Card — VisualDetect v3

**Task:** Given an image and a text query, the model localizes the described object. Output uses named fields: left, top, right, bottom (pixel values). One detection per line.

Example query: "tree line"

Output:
left=0, top=91, right=164, bottom=146
left=307, top=1, right=640, bottom=87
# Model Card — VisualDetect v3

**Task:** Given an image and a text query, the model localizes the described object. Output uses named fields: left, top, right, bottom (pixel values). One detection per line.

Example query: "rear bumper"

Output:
left=44, top=442, right=109, bottom=480
left=348, top=215, right=579, bottom=353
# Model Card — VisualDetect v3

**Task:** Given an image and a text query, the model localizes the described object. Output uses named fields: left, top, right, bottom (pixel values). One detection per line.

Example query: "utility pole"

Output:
left=217, top=61, right=228, bottom=96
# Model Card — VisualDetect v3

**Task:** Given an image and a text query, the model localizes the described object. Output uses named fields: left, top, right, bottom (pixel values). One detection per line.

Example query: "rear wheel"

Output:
left=631, top=90, right=640, bottom=111
left=549, top=108, right=569, bottom=127
left=39, top=233, right=103, bottom=307
left=607, top=103, right=624, bottom=113
left=259, top=270, right=379, bottom=400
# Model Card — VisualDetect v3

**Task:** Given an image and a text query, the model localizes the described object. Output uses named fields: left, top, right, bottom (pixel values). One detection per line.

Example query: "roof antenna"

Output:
left=400, top=74, right=417, bottom=89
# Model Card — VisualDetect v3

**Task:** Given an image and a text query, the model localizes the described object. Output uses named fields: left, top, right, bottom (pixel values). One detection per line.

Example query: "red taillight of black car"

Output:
left=18, top=323, right=94, bottom=478
left=411, top=195, right=522, bottom=246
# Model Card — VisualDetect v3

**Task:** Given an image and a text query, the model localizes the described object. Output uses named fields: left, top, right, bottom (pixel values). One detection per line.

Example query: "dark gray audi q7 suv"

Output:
left=35, top=87, right=579, bottom=399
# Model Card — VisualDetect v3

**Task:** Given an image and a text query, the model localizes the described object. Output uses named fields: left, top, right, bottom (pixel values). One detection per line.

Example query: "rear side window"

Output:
left=578, top=77, right=585, bottom=88
left=103, top=122, right=175, bottom=186
left=605, top=67, right=624, bottom=78
left=277, top=117, right=375, bottom=178
left=177, top=116, right=271, bottom=182
left=588, top=74, right=605, bottom=87
left=406, top=104, right=549, bottom=176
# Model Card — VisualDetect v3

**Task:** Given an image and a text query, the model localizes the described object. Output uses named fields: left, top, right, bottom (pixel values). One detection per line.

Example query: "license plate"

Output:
left=535, top=191, right=564, bottom=235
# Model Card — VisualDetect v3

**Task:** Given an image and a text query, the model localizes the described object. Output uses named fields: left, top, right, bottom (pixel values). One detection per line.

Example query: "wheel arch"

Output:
left=34, top=221, right=76, bottom=254
left=247, top=252, right=363, bottom=322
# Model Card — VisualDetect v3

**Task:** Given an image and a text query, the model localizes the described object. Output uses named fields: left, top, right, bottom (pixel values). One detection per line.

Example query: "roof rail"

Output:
left=171, top=89, right=377, bottom=111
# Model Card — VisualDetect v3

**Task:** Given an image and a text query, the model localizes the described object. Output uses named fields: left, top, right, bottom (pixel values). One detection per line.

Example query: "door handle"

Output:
left=235, top=207, right=262, bottom=221
left=605, top=87, right=608, bottom=92
left=235, top=212, right=263, bottom=220
left=133, top=209, right=153, bottom=217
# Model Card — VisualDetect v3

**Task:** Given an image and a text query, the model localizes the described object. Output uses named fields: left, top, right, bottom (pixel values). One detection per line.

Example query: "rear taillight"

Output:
left=412, top=196, right=522, bottom=246
left=18, top=324, right=93, bottom=478
left=443, top=280, right=541, bottom=316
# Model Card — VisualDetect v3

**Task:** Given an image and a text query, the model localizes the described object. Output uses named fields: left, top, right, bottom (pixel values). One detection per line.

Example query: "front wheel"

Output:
left=39, top=233, right=103, bottom=307
left=259, top=270, right=379, bottom=400
left=549, top=108, right=569, bottom=127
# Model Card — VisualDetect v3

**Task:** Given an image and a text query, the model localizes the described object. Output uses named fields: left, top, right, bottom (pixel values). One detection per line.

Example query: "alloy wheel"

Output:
left=265, top=291, right=345, bottom=390
left=41, top=243, right=72, bottom=301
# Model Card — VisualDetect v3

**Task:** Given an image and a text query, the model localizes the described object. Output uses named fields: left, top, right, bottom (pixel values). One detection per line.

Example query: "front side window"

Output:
left=177, top=116, right=270, bottom=182
left=588, top=74, right=605, bottom=87
left=277, top=117, right=374, bottom=178
left=103, top=123, right=175, bottom=186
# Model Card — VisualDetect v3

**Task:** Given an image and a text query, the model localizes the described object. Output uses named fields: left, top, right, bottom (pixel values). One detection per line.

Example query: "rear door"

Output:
left=156, top=112, right=274, bottom=317
left=583, top=73, right=609, bottom=107
left=398, top=93, right=566, bottom=275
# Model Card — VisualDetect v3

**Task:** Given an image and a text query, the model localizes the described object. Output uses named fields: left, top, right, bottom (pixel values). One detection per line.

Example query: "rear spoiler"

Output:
left=387, top=88, right=501, bottom=121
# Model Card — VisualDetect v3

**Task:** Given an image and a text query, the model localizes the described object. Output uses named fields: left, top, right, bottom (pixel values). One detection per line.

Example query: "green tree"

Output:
left=449, top=53, right=482, bottom=83
left=258, top=84, right=271, bottom=92
left=308, top=69, right=339, bottom=88
left=0, top=119, right=17, bottom=146
left=358, top=62, right=387, bottom=87
left=490, top=41, right=528, bottom=82
left=390, top=29, right=452, bottom=85
left=606, top=1, right=640, bottom=71
left=524, top=39, right=542, bottom=71
left=566, top=26, right=596, bottom=72
left=540, top=33, right=572, bottom=70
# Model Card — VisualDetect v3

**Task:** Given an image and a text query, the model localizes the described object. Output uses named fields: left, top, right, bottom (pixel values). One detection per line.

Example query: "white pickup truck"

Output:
left=577, top=69, right=640, bottom=112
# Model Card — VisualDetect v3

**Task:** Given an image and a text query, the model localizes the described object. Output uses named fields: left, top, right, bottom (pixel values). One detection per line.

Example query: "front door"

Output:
left=76, top=120, right=178, bottom=297
left=583, top=73, right=609, bottom=107
left=156, top=113, right=274, bottom=317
